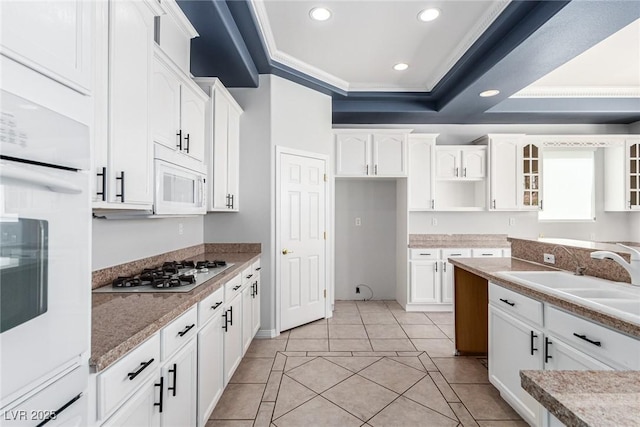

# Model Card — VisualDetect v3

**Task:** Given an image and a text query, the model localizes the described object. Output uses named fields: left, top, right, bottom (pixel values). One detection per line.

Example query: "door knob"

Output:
left=282, top=249, right=294, bottom=255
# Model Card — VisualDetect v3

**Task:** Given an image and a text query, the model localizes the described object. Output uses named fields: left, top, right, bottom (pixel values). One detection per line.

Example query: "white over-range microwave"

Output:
left=154, top=145, right=206, bottom=215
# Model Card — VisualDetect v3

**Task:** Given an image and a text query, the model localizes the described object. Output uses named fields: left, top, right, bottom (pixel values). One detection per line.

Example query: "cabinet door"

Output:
left=181, top=84, right=206, bottom=163
left=109, top=0, right=154, bottom=205
left=0, top=0, right=92, bottom=93
left=211, top=92, right=229, bottom=210
left=489, top=306, right=542, bottom=426
left=102, top=377, right=160, bottom=427
left=163, top=339, right=197, bottom=427
left=252, top=277, right=261, bottom=336
left=197, top=314, right=224, bottom=427
left=150, top=57, right=181, bottom=150
left=462, top=148, right=486, bottom=178
left=521, top=143, right=541, bottom=210
left=227, top=107, right=241, bottom=210
left=628, top=140, right=640, bottom=210
left=490, top=139, right=519, bottom=210
left=410, top=261, right=440, bottom=303
left=435, top=149, right=460, bottom=179
left=223, top=293, right=243, bottom=385
left=372, top=134, right=406, bottom=176
left=336, top=134, right=370, bottom=176
left=408, top=137, right=434, bottom=209
left=242, top=286, right=253, bottom=355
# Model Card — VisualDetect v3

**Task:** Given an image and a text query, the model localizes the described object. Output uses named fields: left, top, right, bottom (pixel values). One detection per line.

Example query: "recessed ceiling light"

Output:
left=479, top=89, right=500, bottom=97
left=418, top=8, right=440, bottom=22
left=309, top=7, right=331, bottom=21
left=393, top=63, right=409, bottom=71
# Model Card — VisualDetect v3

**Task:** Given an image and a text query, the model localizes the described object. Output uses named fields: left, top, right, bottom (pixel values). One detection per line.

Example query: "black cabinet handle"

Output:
left=97, top=167, right=106, bottom=201
left=211, top=301, right=222, bottom=310
left=530, top=331, right=538, bottom=355
left=544, top=337, right=552, bottom=363
left=226, top=194, right=231, bottom=208
left=228, top=306, right=233, bottom=326
left=499, top=298, right=515, bottom=307
left=233, top=285, right=241, bottom=291
left=127, top=358, right=155, bottom=380
left=168, top=363, right=177, bottom=397
left=116, top=171, right=125, bottom=202
left=35, top=393, right=82, bottom=427
left=246, top=274, right=253, bottom=279
left=255, top=267, right=261, bottom=271
left=230, top=194, right=235, bottom=209
left=176, top=130, right=183, bottom=150
left=177, top=324, right=195, bottom=337
left=573, top=333, right=601, bottom=347
left=463, top=167, right=467, bottom=177
left=481, top=253, right=494, bottom=256
left=154, top=376, right=164, bottom=413
left=184, top=133, right=190, bottom=153
left=222, top=311, right=228, bottom=332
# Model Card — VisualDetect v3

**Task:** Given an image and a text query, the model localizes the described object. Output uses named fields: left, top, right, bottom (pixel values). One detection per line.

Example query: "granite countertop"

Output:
left=448, top=257, right=640, bottom=338
left=91, top=251, right=260, bottom=372
left=409, top=233, right=510, bottom=249
left=520, top=370, right=640, bottom=427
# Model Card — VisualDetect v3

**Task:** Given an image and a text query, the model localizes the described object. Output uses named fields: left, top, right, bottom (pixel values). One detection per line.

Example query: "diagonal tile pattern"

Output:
left=209, top=300, right=525, bottom=426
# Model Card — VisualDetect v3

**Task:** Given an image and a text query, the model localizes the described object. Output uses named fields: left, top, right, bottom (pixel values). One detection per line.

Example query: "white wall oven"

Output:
left=0, top=89, right=90, bottom=423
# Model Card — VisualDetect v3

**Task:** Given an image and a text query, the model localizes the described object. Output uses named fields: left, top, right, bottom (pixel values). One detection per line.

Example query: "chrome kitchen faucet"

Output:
left=591, top=244, right=640, bottom=286
left=552, top=245, right=587, bottom=276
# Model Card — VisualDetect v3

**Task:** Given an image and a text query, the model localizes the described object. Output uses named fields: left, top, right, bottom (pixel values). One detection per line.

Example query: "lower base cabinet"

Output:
left=197, top=312, right=224, bottom=427
left=242, top=285, right=253, bottom=354
left=102, top=377, right=160, bottom=427
left=223, top=292, right=243, bottom=385
left=162, top=340, right=197, bottom=427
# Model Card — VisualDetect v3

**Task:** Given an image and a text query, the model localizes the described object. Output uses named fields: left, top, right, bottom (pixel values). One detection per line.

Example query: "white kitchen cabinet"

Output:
left=155, top=0, right=198, bottom=74
left=441, top=249, right=471, bottom=304
left=484, top=135, right=525, bottom=210
left=223, top=292, right=243, bottom=385
left=252, top=272, right=261, bottom=336
left=242, top=285, right=253, bottom=355
left=102, top=377, right=160, bottom=427
left=408, top=134, right=437, bottom=210
left=435, top=146, right=486, bottom=180
left=0, top=0, right=93, bottom=94
left=335, top=130, right=411, bottom=177
left=197, top=311, right=224, bottom=427
left=162, top=339, right=197, bottom=427
left=195, top=78, right=243, bottom=211
left=433, top=145, right=487, bottom=210
left=409, top=260, right=440, bottom=304
left=605, top=138, right=640, bottom=211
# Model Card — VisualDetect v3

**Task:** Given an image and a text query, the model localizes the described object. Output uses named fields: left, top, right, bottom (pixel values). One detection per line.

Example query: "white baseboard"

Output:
left=405, top=303, right=452, bottom=312
left=255, top=329, right=278, bottom=339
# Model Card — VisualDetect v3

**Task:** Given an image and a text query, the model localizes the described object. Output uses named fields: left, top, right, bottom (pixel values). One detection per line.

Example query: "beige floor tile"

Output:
left=246, top=340, right=287, bottom=358
left=356, top=301, right=390, bottom=312
left=433, top=357, right=490, bottom=384
left=359, top=358, right=425, bottom=394
left=272, top=396, right=362, bottom=427
left=429, top=372, right=460, bottom=402
left=306, top=351, right=352, bottom=356
left=286, top=357, right=353, bottom=393
left=426, top=312, right=454, bottom=325
left=368, top=396, right=459, bottom=427
left=419, top=353, right=439, bottom=371
left=285, top=339, right=328, bottom=352
left=361, top=312, right=398, bottom=325
left=254, top=402, right=275, bottom=427
left=329, top=339, right=373, bottom=351
left=392, top=312, right=433, bottom=325
left=370, top=339, right=416, bottom=352
left=211, top=383, right=265, bottom=419
left=402, top=324, right=448, bottom=339
left=397, top=351, right=422, bottom=356
left=273, top=331, right=290, bottom=340
left=449, top=402, right=479, bottom=427
left=229, top=358, right=274, bottom=383
left=403, top=376, right=457, bottom=420
left=272, top=353, right=286, bottom=371
left=288, top=323, right=328, bottom=339
left=332, top=305, right=360, bottom=314
left=329, top=324, right=368, bottom=339
left=205, top=421, right=254, bottom=427
left=284, top=356, right=316, bottom=372
left=322, top=375, right=398, bottom=421
left=323, top=356, right=381, bottom=373
left=306, top=318, right=328, bottom=325
left=281, top=351, right=306, bottom=356
left=262, top=371, right=283, bottom=402
left=477, top=421, right=529, bottom=427
left=411, top=338, right=455, bottom=357
left=388, top=356, right=426, bottom=372
left=328, top=312, right=364, bottom=325
left=352, top=351, right=398, bottom=356
left=451, top=384, right=521, bottom=420
left=438, top=323, right=455, bottom=339
left=272, top=375, right=317, bottom=419
left=365, top=324, right=408, bottom=338
left=384, top=301, right=404, bottom=311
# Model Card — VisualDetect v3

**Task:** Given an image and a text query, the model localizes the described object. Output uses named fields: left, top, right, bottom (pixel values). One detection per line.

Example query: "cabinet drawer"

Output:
left=225, top=273, right=243, bottom=301
left=441, top=249, right=471, bottom=259
left=242, top=265, right=254, bottom=286
left=489, top=282, right=543, bottom=326
left=253, top=258, right=261, bottom=273
left=199, top=287, right=225, bottom=326
left=161, top=306, right=197, bottom=360
left=410, top=249, right=439, bottom=260
left=97, top=334, right=160, bottom=420
left=545, top=306, right=640, bottom=369
left=472, top=248, right=504, bottom=257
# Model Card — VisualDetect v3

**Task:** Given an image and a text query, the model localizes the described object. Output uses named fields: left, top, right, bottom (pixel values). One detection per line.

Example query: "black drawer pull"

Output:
left=246, top=274, right=253, bottom=279
left=573, top=333, right=601, bottom=347
left=544, top=337, right=552, bottom=363
left=481, top=253, right=494, bottom=256
left=115, top=171, right=125, bottom=202
left=177, top=324, right=195, bottom=337
left=97, top=167, right=106, bottom=201
left=168, top=363, right=177, bottom=396
left=419, top=253, right=432, bottom=256
left=222, top=311, right=228, bottom=332
left=228, top=306, right=233, bottom=326
left=128, top=358, right=155, bottom=380
left=35, top=393, right=82, bottom=427
left=154, top=376, right=164, bottom=413
left=451, top=253, right=462, bottom=256
left=255, top=267, right=261, bottom=271
left=530, top=331, right=538, bottom=355
left=211, top=301, right=222, bottom=310
left=499, top=298, right=515, bottom=307
left=233, top=285, right=241, bottom=291
left=176, top=130, right=183, bottom=150
left=184, top=133, right=190, bottom=153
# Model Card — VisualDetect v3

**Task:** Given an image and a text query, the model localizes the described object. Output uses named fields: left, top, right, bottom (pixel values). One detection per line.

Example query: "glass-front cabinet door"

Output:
left=629, top=141, right=640, bottom=210
left=522, top=143, right=541, bottom=210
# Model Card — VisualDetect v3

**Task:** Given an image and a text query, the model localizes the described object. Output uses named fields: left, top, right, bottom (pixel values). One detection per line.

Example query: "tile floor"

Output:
left=206, top=300, right=526, bottom=427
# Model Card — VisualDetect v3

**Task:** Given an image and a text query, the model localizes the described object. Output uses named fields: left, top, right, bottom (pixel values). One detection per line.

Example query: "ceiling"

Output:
left=178, top=0, right=640, bottom=125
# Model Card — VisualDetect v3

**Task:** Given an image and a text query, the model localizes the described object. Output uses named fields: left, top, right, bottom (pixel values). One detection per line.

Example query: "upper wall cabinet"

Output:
left=435, top=146, right=486, bottom=180
left=155, top=0, right=198, bottom=74
left=408, top=134, right=437, bottom=210
left=195, top=78, right=243, bottom=211
left=605, top=137, right=640, bottom=211
left=433, top=145, right=487, bottom=211
left=0, top=0, right=93, bottom=94
left=335, top=130, right=410, bottom=177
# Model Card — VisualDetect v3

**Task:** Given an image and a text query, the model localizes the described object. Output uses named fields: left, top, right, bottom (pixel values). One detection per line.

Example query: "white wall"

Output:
left=335, top=179, right=397, bottom=300
left=92, top=216, right=204, bottom=270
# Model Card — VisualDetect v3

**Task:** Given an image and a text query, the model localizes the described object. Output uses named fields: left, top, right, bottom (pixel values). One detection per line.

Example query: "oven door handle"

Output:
left=0, top=162, right=82, bottom=194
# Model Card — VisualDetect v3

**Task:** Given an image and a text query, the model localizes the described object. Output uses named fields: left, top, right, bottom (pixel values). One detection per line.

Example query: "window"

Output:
left=538, top=149, right=595, bottom=221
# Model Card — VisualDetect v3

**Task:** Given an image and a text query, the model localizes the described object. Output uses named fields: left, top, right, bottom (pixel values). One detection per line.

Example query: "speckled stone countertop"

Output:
left=448, top=257, right=640, bottom=338
left=520, top=370, right=640, bottom=427
left=91, top=251, right=260, bottom=372
left=409, top=234, right=510, bottom=248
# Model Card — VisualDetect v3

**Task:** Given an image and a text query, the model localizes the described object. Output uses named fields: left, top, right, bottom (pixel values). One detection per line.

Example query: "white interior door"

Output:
left=278, top=151, right=326, bottom=331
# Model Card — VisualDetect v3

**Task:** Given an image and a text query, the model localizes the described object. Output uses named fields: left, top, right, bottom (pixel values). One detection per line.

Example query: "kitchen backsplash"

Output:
left=409, top=233, right=510, bottom=248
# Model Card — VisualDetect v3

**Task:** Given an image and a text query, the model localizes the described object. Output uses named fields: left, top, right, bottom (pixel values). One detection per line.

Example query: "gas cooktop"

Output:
left=93, top=260, right=234, bottom=293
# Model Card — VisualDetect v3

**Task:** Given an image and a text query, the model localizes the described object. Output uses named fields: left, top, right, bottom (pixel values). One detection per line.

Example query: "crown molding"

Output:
left=512, top=86, right=640, bottom=98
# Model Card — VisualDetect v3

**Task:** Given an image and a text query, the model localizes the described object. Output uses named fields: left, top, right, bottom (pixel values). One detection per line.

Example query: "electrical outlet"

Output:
left=178, top=223, right=184, bottom=235
left=355, top=217, right=361, bottom=226
left=509, top=217, right=516, bottom=226
left=431, top=218, right=438, bottom=226
left=543, top=253, right=555, bottom=264
left=355, top=286, right=360, bottom=294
